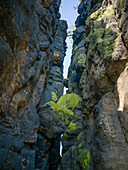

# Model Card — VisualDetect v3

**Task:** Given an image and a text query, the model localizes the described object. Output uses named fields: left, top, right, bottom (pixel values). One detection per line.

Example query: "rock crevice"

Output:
left=61, top=0, right=128, bottom=169
left=0, top=0, right=128, bottom=169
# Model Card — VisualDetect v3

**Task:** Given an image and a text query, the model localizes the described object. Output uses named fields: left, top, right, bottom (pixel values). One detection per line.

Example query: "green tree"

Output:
left=73, top=0, right=82, bottom=10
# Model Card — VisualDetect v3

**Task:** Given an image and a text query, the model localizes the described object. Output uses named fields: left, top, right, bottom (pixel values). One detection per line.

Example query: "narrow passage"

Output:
left=60, top=0, right=78, bottom=94
left=59, top=0, right=79, bottom=156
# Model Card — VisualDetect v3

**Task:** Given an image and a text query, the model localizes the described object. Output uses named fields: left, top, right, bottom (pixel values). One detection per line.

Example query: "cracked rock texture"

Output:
left=0, top=0, right=128, bottom=169
left=62, top=0, right=128, bottom=169
left=0, top=0, right=67, bottom=169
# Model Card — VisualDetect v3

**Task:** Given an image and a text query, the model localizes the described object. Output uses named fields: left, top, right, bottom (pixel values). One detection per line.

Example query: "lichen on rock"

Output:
left=63, top=0, right=128, bottom=170
left=85, top=5, right=118, bottom=59
left=78, top=143, right=90, bottom=170
left=0, top=0, right=128, bottom=169
left=62, top=121, right=78, bottom=141
left=51, top=91, right=58, bottom=102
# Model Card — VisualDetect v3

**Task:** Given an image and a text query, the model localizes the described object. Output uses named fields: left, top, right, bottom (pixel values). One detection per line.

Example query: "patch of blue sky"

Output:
left=60, top=0, right=79, bottom=78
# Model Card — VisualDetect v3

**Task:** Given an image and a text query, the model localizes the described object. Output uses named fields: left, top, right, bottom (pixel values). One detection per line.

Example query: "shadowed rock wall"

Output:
left=0, top=0, right=67, bottom=169
left=0, top=0, right=128, bottom=169
left=61, top=0, right=128, bottom=169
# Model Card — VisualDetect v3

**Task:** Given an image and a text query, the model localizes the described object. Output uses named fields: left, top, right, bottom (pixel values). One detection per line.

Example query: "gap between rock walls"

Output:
left=0, top=0, right=128, bottom=169
left=59, top=0, right=79, bottom=158
left=53, top=0, right=128, bottom=169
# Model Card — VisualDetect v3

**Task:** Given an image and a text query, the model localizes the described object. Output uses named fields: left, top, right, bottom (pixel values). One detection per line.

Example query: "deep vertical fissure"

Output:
left=0, top=0, right=128, bottom=169
left=59, top=0, right=79, bottom=158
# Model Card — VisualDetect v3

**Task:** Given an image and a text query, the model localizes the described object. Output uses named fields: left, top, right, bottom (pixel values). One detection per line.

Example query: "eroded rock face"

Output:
left=62, top=0, right=128, bottom=169
left=117, top=63, right=128, bottom=112
left=0, top=0, right=67, bottom=169
left=0, top=0, right=128, bottom=169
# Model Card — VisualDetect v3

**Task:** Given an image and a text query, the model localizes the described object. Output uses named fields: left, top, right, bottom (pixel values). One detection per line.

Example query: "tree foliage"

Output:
left=73, top=0, right=82, bottom=10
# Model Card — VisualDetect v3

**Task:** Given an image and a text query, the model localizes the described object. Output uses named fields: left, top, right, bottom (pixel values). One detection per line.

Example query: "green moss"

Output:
left=83, top=93, right=86, bottom=99
left=91, top=6, right=102, bottom=18
left=71, top=146, right=77, bottom=169
left=86, top=5, right=114, bottom=30
left=78, top=143, right=84, bottom=150
left=61, top=149, right=70, bottom=162
left=51, top=92, right=57, bottom=102
left=68, top=79, right=72, bottom=92
left=72, top=45, right=78, bottom=54
left=85, top=27, right=104, bottom=57
left=57, top=93, right=82, bottom=110
left=77, top=131, right=84, bottom=142
left=85, top=5, right=118, bottom=59
left=61, top=146, right=78, bottom=169
left=62, top=121, right=78, bottom=141
left=57, top=82, right=63, bottom=86
left=88, top=5, right=114, bottom=22
left=120, top=0, right=125, bottom=6
left=78, top=143, right=91, bottom=170
left=77, top=54, right=86, bottom=65
left=102, top=5, right=114, bottom=18
left=56, top=82, right=64, bottom=91
left=85, top=28, right=104, bottom=52
left=86, top=7, right=101, bottom=24
left=65, top=121, right=78, bottom=133
left=72, top=47, right=86, bottom=67
left=97, top=28, right=118, bottom=58
left=72, top=145, right=77, bottom=152
left=64, top=78, right=69, bottom=81
left=78, top=149, right=90, bottom=170
left=54, top=66, right=62, bottom=77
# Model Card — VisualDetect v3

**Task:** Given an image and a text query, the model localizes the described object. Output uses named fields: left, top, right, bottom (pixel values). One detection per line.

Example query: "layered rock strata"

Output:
left=62, top=0, right=128, bottom=169
left=0, top=0, right=128, bottom=169
left=0, top=0, right=67, bottom=169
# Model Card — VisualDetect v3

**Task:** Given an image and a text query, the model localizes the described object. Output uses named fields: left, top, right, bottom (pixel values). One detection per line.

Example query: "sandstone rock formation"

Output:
left=117, top=63, right=128, bottom=112
left=0, top=0, right=67, bottom=169
left=0, top=0, right=128, bottom=169
left=61, top=0, right=128, bottom=169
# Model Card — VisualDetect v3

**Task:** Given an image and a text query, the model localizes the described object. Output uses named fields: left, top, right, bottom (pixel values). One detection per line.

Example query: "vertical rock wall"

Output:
left=0, top=0, right=67, bottom=169
left=0, top=0, right=128, bottom=169
left=62, top=0, right=128, bottom=169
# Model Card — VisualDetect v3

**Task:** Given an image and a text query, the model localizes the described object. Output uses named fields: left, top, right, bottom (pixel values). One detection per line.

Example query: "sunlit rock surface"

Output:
left=0, top=0, right=67, bottom=169
left=62, top=0, right=128, bottom=169
left=0, top=0, right=128, bottom=169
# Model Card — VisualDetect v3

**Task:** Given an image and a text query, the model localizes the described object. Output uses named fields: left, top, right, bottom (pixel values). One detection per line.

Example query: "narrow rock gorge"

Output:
left=0, top=0, right=128, bottom=169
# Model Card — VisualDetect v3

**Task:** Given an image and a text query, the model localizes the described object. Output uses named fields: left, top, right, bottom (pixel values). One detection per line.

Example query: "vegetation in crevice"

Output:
left=42, top=93, right=82, bottom=125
